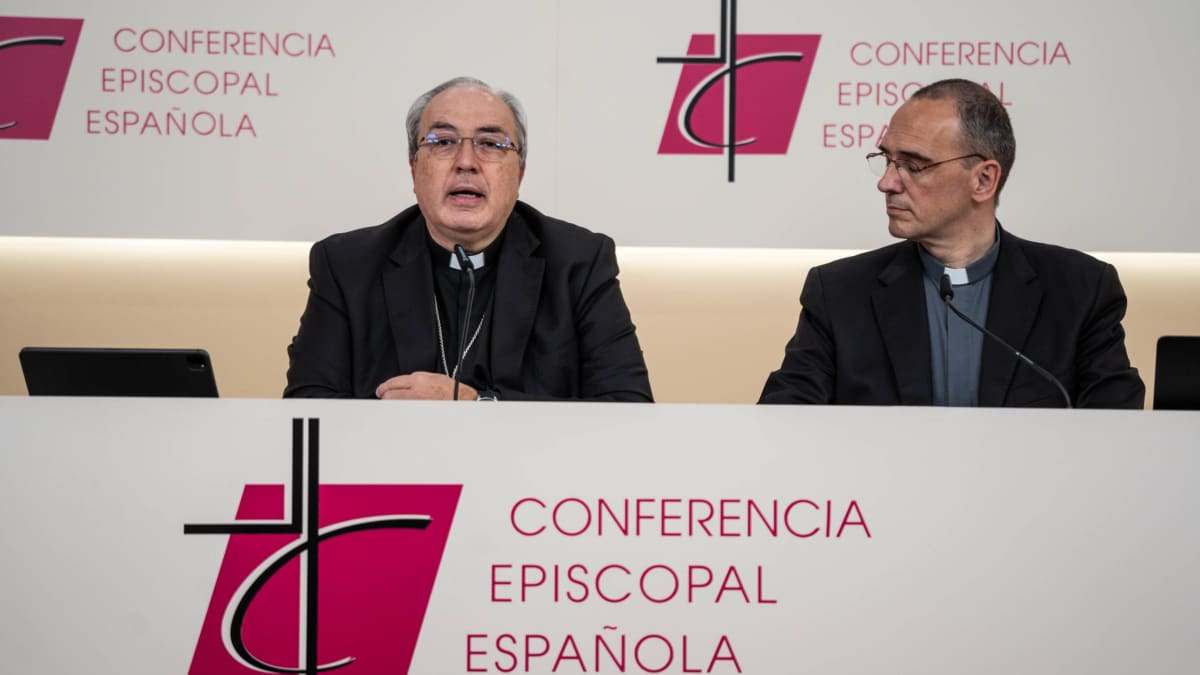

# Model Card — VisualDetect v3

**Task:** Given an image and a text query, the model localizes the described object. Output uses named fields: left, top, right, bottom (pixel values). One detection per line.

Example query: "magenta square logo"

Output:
left=185, top=419, right=462, bottom=674
left=657, top=0, right=821, bottom=181
left=0, top=16, right=83, bottom=140
left=659, top=34, right=821, bottom=157
left=189, top=484, right=461, bottom=674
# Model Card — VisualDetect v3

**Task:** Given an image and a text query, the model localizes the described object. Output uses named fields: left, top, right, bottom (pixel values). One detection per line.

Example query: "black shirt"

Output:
left=425, top=229, right=504, bottom=393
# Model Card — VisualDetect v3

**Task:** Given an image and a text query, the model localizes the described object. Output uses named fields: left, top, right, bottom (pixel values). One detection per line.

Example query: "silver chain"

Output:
left=433, top=293, right=487, bottom=379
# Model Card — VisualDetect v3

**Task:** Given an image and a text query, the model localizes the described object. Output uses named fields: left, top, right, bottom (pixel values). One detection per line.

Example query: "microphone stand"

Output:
left=452, top=245, right=477, bottom=401
left=939, top=275, right=1072, bottom=408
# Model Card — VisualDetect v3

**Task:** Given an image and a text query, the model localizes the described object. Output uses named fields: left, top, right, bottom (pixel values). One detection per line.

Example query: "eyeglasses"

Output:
left=417, top=131, right=519, bottom=162
left=866, top=151, right=986, bottom=178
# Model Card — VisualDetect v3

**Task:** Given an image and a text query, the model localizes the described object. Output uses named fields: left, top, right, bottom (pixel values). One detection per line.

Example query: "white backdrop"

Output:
left=2, top=0, right=1195, bottom=251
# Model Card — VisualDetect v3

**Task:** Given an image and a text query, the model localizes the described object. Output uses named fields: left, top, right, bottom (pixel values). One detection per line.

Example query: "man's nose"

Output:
left=453, top=139, right=481, bottom=170
left=876, top=161, right=902, bottom=193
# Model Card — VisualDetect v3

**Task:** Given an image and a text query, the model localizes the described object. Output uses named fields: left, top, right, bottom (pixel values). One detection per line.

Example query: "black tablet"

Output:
left=19, top=347, right=219, bottom=397
left=1153, top=336, right=1200, bottom=410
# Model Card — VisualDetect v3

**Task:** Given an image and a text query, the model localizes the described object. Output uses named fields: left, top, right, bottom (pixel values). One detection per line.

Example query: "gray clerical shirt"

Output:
left=918, top=237, right=1000, bottom=406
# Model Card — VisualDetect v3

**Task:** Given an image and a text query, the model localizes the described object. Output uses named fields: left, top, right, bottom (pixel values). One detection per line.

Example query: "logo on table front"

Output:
left=0, top=16, right=83, bottom=140
left=657, top=0, right=821, bottom=181
left=185, top=419, right=461, bottom=674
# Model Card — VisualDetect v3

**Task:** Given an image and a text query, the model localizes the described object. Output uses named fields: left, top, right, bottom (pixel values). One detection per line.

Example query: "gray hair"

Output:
left=405, top=76, right=528, bottom=167
left=910, top=78, right=1016, bottom=204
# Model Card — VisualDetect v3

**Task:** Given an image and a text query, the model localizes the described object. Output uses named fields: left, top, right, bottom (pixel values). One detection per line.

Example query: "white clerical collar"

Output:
left=449, top=250, right=485, bottom=270
left=942, top=266, right=970, bottom=285
left=924, top=234, right=1001, bottom=287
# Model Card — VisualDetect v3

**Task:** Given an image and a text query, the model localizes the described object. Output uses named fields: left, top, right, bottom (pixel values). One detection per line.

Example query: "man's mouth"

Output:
left=448, top=188, right=485, bottom=203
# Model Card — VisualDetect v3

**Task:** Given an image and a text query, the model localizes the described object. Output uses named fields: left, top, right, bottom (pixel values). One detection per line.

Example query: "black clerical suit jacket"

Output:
left=284, top=201, right=653, bottom=401
left=759, top=227, right=1144, bottom=408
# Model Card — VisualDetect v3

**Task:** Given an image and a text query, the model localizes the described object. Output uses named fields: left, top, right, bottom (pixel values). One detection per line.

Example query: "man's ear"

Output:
left=972, top=159, right=1001, bottom=203
left=410, top=158, right=417, bottom=193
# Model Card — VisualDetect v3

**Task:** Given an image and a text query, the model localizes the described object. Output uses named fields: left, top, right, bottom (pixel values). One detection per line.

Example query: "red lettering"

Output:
left=510, top=497, right=545, bottom=535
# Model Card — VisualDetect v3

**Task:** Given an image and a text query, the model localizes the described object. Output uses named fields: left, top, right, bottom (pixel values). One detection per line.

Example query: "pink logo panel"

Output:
left=0, top=16, right=83, bottom=140
left=659, top=34, right=821, bottom=155
left=189, top=484, right=462, bottom=674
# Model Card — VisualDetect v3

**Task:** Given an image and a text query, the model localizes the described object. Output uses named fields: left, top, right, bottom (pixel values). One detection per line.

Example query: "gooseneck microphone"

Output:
left=451, top=244, right=477, bottom=401
left=939, top=274, right=1072, bottom=408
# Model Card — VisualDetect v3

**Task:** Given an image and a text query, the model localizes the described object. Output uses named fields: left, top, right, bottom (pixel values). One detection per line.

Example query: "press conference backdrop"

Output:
left=2, top=0, right=1195, bottom=251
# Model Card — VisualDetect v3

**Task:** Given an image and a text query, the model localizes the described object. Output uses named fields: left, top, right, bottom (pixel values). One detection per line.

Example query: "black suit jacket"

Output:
left=284, top=201, right=652, bottom=401
left=759, top=228, right=1144, bottom=408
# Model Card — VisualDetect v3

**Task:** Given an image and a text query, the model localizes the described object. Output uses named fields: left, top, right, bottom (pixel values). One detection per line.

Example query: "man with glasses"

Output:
left=760, top=78, right=1143, bottom=408
left=285, top=77, right=652, bottom=401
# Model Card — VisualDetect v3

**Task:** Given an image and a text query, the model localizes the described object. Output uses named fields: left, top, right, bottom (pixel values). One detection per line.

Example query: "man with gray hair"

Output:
left=760, top=78, right=1144, bottom=408
left=286, top=77, right=652, bottom=401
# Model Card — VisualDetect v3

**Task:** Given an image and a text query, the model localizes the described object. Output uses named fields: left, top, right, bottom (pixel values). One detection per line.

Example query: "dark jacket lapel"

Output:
left=870, top=243, right=933, bottom=405
left=979, top=228, right=1042, bottom=406
left=490, top=211, right=545, bottom=385
left=381, top=212, right=439, bottom=375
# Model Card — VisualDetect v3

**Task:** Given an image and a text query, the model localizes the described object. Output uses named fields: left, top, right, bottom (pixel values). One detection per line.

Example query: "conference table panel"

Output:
left=0, top=398, right=1195, bottom=674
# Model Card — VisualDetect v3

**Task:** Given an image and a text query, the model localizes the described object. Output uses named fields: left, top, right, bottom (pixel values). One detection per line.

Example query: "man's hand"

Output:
left=375, top=371, right=478, bottom=401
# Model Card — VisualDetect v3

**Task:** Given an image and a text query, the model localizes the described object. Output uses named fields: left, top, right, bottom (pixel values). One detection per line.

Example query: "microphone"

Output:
left=452, top=244, right=477, bottom=401
left=939, top=274, right=1072, bottom=408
